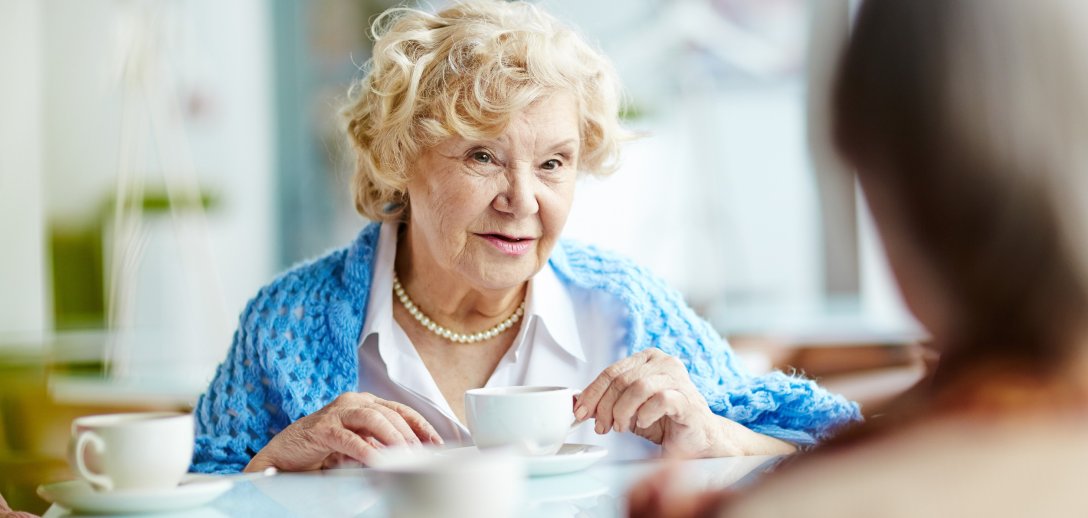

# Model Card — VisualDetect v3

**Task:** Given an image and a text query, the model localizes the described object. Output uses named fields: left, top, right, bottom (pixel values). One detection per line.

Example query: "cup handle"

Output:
left=73, top=431, right=113, bottom=491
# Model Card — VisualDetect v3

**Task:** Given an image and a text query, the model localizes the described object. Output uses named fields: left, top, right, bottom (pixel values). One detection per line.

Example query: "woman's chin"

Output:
left=469, top=260, right=541, bottom=290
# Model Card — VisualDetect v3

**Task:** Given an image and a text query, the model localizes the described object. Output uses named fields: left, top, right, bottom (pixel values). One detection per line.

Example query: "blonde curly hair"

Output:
left=342, top=0, right=628, bottom=221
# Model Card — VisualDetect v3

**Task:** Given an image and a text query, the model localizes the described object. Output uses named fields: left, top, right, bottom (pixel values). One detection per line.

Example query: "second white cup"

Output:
left=372, top=447, right=525, bottom=518
left=68, top=411, right=194, bottom=492
left=465, top=386, right=575, bottom=456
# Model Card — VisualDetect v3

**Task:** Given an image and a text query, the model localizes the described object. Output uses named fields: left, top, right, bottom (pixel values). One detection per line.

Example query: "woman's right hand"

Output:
left=244, top=392, right=443, bottom=472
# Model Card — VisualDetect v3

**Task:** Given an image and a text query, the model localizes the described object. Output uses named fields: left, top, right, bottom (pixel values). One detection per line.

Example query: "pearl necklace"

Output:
left=392, top=273, right=525, bottom=344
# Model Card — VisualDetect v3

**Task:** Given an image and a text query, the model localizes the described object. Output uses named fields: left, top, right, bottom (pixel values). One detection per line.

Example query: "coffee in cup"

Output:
left=68, top=411, right=194, bottom=491
left=464, top=386, right=575, bottom=456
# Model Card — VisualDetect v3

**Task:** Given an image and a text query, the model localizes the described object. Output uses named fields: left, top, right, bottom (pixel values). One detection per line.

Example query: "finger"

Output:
left=378, top=399, right=444, bottom=444
left=322, top=453, right=341, bottom=469
left=630, top=464, right=727, bottom=518
left=341, top=407, right=411, bottom=447
left=571, top=390, right=591, bottom=425
left=597, top=359, right=661, bottom=434
left=626, top=464, right=678, bottom=518
left=577, top=351, right=654, bottom=421
left=611, top=374, right=670, bottom=433
left=634, top=390, right=687, bottom=430
left=626, top=475, right=660, bottom=518
left=595, top=373, right=634, bottom=434
left=314, top=426, right=380, bottom=465
left=369, top=404, right=422, bottom=446
left=322, top=452, right=363, bottom=470
left=685, top=490, right=732, bottom=518
left=329, top=391, right=378, bottom=411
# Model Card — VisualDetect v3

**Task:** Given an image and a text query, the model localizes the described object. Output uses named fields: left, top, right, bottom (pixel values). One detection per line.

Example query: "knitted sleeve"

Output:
left=636, top=282, right=862, bottom=447
left=554, top=240, right=862, bottom=447
left=190, top=295, right=290, bottom=474
left=702, top=370, right=862, bottom=446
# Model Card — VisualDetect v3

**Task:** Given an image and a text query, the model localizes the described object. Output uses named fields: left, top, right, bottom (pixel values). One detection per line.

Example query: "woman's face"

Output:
left=403, top=93, right=581, bottom=291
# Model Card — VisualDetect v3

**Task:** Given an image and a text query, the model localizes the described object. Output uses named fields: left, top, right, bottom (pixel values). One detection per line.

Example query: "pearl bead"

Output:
left=392, top=273, right=525, bottom=345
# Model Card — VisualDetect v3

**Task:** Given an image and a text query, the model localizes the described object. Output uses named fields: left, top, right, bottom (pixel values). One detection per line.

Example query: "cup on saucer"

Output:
left=68, top=411, right=194, bottom=492
left=369, top=447, right=525, bottom=518
left=465, top=386, right=576, bottom=456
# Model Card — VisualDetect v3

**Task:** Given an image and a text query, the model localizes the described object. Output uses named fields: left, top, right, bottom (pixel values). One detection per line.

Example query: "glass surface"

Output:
left=42, top=455, right=785, bottom=518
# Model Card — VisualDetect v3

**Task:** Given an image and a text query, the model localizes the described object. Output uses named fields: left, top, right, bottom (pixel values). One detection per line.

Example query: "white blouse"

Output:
left=357, top=222, right=657, bottom=460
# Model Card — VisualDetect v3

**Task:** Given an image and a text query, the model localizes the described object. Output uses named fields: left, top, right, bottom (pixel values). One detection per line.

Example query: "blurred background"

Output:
left=0, top=0, right=924, bottom=512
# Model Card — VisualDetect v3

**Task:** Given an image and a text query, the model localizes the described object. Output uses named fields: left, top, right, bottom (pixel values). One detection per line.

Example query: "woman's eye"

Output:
left=541, top=159, right=561, bottom=170
left=471, top=151, right=493, bottom=164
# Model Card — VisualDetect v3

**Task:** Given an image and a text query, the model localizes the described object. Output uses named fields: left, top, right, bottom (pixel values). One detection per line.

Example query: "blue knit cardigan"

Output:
left=191, top=223, right=861, bottom=473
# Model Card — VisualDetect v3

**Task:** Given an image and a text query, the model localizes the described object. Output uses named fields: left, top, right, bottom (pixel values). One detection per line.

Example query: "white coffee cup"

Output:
left=68, top=411, right=194, bottom=492
left=465, top=386, right=575, bottom=456
left=371, top=447, right=525, bottom=518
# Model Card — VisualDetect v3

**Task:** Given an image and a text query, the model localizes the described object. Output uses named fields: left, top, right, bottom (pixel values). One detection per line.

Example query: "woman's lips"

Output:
left=479, top=233, right=535, bottom=256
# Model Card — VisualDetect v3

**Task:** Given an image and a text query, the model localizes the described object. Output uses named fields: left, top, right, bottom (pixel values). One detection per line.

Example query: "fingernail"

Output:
left=574, top=406, right=587, bottom=421
left=613, top=422, right=621, bottom=433
left=594, top=422, right=603, bottom=434
left=434, top=435, right=445, bottom=445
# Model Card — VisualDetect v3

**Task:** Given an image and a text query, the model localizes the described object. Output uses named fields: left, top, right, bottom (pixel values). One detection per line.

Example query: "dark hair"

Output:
left=832, top=0, right=1088, bottom=371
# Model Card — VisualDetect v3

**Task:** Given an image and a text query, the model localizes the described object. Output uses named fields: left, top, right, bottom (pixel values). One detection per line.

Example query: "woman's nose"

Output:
left=493, top=163, right=539, bottom=217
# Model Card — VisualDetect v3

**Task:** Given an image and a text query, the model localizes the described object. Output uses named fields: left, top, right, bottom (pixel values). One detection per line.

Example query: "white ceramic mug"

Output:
left=465, top=386, right=575, bottom=456
left=371, top=447, right=525, bottom=518
left=68, top=411, right=194, bottom=492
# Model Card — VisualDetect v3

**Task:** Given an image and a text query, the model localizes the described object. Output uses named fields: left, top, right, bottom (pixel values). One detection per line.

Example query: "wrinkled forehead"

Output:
left=424, top=82, right=585, bottom=144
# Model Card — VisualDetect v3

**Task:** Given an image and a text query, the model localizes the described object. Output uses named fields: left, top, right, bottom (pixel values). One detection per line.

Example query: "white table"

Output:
left=43, top=455, right=782, bottom=517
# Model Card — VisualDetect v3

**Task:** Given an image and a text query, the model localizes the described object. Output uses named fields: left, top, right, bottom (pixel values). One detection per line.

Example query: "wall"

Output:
left=0, top=0, right=49, bottom=340
left=2, top=0, right=279, bottom=381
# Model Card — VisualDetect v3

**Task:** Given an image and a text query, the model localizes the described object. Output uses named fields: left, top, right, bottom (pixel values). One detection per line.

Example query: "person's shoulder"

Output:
left=244, top=223, right=380, bottom=316
left=553, top=238, right=673, bottom=294
left=234, top=248, right=346, bottom=329
left=265, top=246, right=349, bottom=293
left=554, top=238, right=650, bottom=279
left=552, top=237, right=724, bottom=360
left=728, top=417, right=1088, bottom=518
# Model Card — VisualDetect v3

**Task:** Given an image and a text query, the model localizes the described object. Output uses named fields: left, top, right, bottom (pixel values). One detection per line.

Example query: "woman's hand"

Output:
left=245, top=392, right=443, bottom=472
left=576, top=349, right=796, bottom=458
left=627, top=464, right=732, bottom=518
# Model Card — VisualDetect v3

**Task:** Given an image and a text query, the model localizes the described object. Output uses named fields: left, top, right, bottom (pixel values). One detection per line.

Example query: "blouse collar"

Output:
left=360, top=221, right=586, bottom=363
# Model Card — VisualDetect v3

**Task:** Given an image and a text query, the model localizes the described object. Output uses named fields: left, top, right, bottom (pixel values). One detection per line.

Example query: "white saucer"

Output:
left=526, top=471, right=609, bottom=503
left=525, top=444, right=607, bottom=477
left=37, top=478, right=233, bottom=515
left=439, top=443, right=607, bottom=477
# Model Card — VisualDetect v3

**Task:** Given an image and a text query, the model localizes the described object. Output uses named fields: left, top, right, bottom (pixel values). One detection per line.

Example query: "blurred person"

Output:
left=628, top=0, right=1088, bottom=516
left=191, top=0, right=859, bottom=474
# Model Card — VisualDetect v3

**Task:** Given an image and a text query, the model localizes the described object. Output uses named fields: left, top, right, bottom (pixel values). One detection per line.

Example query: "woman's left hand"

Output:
left=576, top=349, right=796, bottom=457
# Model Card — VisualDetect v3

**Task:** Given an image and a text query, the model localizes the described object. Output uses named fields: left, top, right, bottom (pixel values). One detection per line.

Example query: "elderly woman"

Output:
left=629, top=0, right=1088, bottom=516
left=191, top=0, right=859, bottom=474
